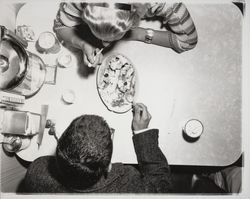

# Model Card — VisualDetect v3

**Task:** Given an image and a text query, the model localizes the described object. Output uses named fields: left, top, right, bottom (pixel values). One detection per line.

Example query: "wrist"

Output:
left=127, top=27, right=145, bottom=41
left=132, top=27, right=155, bottom=44
left=144, top=28, right=154, bottom=44
left=135, top=27, right=146, bottom=41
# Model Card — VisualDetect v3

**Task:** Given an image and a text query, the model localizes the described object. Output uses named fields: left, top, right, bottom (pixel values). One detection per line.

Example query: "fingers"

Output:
left=133, top=103, right=142, bottom=121
left=132, top=103, right=151, bottom=131
left=98, top=52, right=103, bottom=65
left=83, top=51, right=93, bottom=67
left=83, top=53, right=91, bottom=67
left=88, top=51, right=95, bottom=64
left=86, top=48, right=103, bottom=68
left=137, top=103, right=146, bottom=114
left=92, top=48, right=101, bottom=66
left=133, top=103, right=151, bottom=120
left=82, top=44, right=94, bottom=67
left=94, top=48, right=104, bottom=66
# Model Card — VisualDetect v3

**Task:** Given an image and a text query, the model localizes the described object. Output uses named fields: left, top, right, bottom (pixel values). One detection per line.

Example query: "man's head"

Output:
left=56, top=115, right=113, bottom=188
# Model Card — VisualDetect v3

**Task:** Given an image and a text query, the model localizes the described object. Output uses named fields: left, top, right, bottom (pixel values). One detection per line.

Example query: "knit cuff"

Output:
left=168, top=31, right=184, bottom=53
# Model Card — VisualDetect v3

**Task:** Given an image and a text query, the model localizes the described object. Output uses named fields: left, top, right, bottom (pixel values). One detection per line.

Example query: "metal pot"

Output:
left=0, top=26, right=46, bottom=98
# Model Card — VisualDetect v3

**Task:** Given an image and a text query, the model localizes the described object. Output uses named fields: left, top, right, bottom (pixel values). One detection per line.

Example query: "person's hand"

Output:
left=82, top=44, right=103, bottom=68
left=132, top=103, right=152, bottom=131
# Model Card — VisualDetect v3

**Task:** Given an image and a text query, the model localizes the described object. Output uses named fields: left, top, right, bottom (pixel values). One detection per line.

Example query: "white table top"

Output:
left=6, top=2, right=243, bottom=166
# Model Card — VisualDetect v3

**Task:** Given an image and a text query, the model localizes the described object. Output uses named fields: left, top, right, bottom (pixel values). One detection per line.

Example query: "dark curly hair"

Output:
left=56, top=115, right=113, bottom=189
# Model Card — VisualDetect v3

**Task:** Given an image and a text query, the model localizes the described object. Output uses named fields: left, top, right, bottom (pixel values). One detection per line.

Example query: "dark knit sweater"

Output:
left=24, top=129, right=172, bottom=193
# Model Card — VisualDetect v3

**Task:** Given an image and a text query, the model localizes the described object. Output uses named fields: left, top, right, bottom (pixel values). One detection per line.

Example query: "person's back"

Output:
left=24, top=103, right=172, bottom=193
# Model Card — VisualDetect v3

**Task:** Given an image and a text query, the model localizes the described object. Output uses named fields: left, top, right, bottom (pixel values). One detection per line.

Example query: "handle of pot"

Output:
left=0, top=25, right=28, bottom=48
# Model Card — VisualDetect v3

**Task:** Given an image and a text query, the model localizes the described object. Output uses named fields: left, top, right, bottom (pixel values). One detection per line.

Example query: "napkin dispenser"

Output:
left=1, top=109, right=41, bottom=136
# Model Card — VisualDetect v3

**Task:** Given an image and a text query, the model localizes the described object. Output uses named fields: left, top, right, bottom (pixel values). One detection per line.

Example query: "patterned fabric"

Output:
left=24, top=129, right=172, bottom=193
left=145, top=3, right=198, bottom=52
left=53, top=2, right=198, bottom=53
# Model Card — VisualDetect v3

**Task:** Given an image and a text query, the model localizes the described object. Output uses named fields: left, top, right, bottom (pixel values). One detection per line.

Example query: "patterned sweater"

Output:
left=54, top=2, right=198, bottom=53
left=24, top=129, right=172, bottom=193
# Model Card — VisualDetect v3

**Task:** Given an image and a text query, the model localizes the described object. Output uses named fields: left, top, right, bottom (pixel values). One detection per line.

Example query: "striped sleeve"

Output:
left=146, top=3, right=198, bottom=53
left=54, top=3, right=85, bottom=31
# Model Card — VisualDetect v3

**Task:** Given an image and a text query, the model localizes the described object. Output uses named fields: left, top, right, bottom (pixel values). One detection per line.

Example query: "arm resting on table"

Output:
left=126, top=2, right=198, bottom=53
left=133, top=129, right=172, bottom=192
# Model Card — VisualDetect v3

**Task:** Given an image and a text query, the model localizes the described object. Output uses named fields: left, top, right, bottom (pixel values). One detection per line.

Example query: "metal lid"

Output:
left=0, top=38, right=27, bottom=90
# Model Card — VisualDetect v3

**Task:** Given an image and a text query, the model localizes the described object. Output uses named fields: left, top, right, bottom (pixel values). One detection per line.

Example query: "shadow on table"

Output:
left=56, top=24, right=116, bottom=78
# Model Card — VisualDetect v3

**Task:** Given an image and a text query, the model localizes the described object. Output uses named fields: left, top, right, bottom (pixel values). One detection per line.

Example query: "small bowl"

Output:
left=57, top=52, right=72, bottom=68
left=62, top=89, right=75, bottom=104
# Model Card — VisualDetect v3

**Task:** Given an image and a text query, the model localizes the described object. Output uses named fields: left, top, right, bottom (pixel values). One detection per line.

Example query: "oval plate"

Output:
left=97, top=53, right=136, bottom=114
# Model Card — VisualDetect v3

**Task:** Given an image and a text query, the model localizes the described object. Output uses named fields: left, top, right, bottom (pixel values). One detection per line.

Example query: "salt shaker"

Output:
left=3, top=135, right=31, bottom=152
